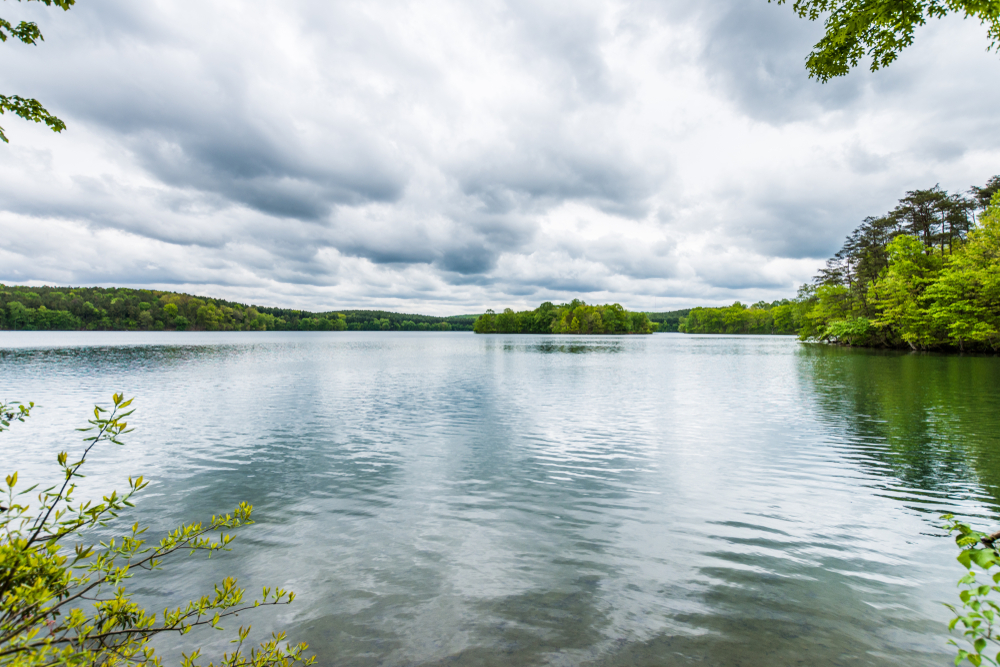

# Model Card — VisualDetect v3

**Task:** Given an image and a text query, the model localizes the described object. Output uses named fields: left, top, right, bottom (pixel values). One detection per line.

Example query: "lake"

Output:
left=3, top=331, right=1000, bottom=666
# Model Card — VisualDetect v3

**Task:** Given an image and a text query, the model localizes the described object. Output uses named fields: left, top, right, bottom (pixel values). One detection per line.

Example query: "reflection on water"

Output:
left=798, top=345, right=1000, bottom=512
left=2, top=331, right=999, bottom=666
left=522, top=340, right=629, bottom=354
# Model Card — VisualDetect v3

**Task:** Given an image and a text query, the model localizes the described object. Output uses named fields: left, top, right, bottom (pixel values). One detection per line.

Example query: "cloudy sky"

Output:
left=1, top=0, right=998, bottom=314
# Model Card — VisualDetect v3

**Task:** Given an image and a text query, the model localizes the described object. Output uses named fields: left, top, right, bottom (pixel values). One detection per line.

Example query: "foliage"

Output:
left=924, top=200, right=1000, bottom=351
left=798, top=178, right=1000, bottom=352
left=0, top=286, right=474, bottom=332
left=473, top=300, right=653, bottom=335
left=770, top=0, right=1000, bottom=81
left=870, top=234, right=946, bottom=348
left=943, top=514, right=1000, bottom=666
left=678, top=300, right=804, bottom=335
left=819, top=316, right=877, bottom=345
left=0, top=0, right=73, bottom=143
left=0, top=394, right=314, bottom=667
left=675, top=178, right=999, bottom=349
left=644, top=309, right=691, bottom=332
left=0, top=401, right=33, bottom=433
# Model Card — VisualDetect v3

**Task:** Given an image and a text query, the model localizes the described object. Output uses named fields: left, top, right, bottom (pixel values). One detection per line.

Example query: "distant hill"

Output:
left=0, top=285, right=475, bottom=332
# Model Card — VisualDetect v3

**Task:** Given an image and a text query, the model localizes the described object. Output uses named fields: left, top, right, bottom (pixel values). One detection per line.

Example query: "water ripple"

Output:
left=2, top=331, right=999, bottom=666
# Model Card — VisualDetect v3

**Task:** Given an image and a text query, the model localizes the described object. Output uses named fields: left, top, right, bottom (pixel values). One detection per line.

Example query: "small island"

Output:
left=473, top=300, right=653, bottom=334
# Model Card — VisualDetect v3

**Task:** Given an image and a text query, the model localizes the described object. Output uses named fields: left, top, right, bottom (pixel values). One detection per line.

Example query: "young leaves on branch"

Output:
left=769, top=0, right=1000, bottom=81
left=943, top=514, right=1000, bottom=666
left=0, top=401, right=33, bottom=433
left=0, top=0, right=74, bottom=143
left=1, top=393, right=314, bottom=667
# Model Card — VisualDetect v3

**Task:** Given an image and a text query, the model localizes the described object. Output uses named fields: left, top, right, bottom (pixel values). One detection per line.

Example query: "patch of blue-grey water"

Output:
left=3, top=331, right=999, bottom=665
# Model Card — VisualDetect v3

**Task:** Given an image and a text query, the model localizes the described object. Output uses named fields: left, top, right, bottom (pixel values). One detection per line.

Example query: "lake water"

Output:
left=3, top=331, right=1000, bottom=666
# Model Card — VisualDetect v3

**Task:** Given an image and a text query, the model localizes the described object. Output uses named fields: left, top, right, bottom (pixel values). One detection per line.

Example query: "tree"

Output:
left=795, top=177, right=999, bottom=351
left=924, top=193, right=1000, bottom=350
left=971, top=176, right=1000, bottom=212
left=473, top=309, right=496, bottom=334
left=894, top=185, right=950, bottom=251
left=770, top=0, right=1000, bottom=81
left=1, top=0, right=71, bottom=143
left=472, top=301, right=653, bottom=335
left=870, top=234, right=945, bottom=348
left=1, top=394, right=315, bottom=667
left=495, top=308, right=517, bottom=333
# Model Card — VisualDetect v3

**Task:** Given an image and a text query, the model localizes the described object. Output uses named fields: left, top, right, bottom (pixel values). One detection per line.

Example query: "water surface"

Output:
left=3, top=331, right=999, bottom=666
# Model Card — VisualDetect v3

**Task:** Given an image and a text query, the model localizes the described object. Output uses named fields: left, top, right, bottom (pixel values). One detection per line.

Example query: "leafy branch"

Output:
left=0, top=95, right=66, bottom=144
left=770, top=0, right=1000, bottom=81
left=943, top=514, right=1000, bottom=666
left=0, top=0, right=74, bottom=143
left=1, top=394, right=314, bottom=667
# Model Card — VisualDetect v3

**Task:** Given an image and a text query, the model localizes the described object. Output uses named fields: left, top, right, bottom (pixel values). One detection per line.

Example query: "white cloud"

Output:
left=1, top=0, right=998, bottom=313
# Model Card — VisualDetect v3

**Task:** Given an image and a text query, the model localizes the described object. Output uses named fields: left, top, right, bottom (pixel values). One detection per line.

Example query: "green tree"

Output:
left=871, top=234, right=945, bottom=348
left=5, top=301, right=30, bottom=329
left=1, top=0, right=71, bottom=143
left=771, top=0, right=1000, bottom=81
left=972, top=176, right=1000, bottom=212
left=924, top=193, right=1000, bottom=350
left=1, top=394, right=314, bottom=667
left=793, top=177, right=999, bottom=350
left=894, top=186, right=951, bottom=251
left=495, top=308, right=517, bottom=333
left=474, top=301, right=652, bottom=335
left=473, top=310, right=497, bottom=334
left=196, top=304, right=222, bottom=331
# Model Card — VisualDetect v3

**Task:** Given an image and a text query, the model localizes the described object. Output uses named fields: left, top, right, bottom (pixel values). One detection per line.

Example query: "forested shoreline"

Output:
left=0, top=286, right=475, bottom=332
left=680, top=300, right=800, bottom=335
left=473, top=300, right=653, bottom=334
left=5, top=178, right=997, bottom=347
left=679, top=177, right=1000, bottom=352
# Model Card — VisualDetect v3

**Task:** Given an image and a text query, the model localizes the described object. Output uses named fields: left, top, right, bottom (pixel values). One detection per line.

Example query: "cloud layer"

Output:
left=1, top=0, right=998, bottom=313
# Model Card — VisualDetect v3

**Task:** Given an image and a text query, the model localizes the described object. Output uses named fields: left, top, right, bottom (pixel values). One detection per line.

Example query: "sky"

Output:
left=1, top=0, right=998, bottom=315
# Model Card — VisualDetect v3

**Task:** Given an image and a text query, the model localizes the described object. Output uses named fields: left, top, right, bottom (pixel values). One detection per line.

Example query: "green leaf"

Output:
left=972, top=549, right=997, bottom=569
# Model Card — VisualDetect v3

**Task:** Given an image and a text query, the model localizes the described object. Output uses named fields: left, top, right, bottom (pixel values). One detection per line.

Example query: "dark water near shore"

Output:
left=3, top=331, right=1000, bottom=666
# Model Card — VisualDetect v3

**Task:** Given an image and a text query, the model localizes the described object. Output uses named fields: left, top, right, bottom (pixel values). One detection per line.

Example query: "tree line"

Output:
left=6, top=173, right=997, bottom=347
left=0, top=286, right=474, bottom=332
left=473, top=300, right=653, bottom=334
left=645, top=309, right=691, bottom=332
left=679, top=176, right=1000, bottom=351
left=679, top=300, right=802, bottom=335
